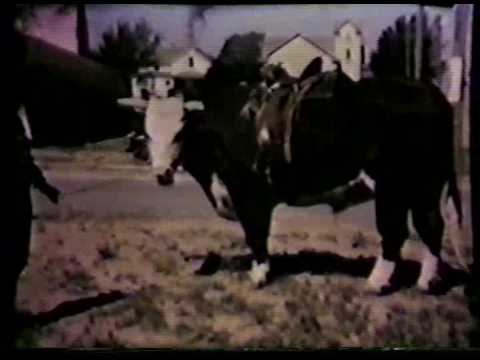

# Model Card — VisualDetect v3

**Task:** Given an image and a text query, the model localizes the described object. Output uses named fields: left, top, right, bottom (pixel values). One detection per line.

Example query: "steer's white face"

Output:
left=146, top=96, right=185, bottom=176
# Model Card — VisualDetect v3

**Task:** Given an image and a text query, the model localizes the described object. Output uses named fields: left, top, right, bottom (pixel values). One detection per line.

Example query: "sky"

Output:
left=27, top=4, right=453, bottom=58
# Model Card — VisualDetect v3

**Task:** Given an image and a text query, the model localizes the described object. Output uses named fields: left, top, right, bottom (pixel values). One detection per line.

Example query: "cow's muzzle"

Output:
left=156, top=168, right=175, bottom=186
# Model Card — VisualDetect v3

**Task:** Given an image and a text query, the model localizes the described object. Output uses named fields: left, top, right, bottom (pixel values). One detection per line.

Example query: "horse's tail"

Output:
left=447, top=168, right=464, bottom=228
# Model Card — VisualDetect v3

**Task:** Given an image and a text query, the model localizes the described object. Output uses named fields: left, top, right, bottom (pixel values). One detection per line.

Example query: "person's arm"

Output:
left=16, top=111, right=61, bottom=204
left=30, top=162, right=61, bottom=204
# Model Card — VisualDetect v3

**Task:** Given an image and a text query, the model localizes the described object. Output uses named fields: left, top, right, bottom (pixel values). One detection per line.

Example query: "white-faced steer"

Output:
left=155, top=70, right=466, bottom=294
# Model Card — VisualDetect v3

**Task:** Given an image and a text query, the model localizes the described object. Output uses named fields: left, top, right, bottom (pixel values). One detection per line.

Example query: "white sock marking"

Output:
left=259, top=126, right=270, bottom=144
left=249, top=260, right=270, bottom=286
left=417, top=248, right=439, bottom=291
left=367, top=256, right=396, bottom=292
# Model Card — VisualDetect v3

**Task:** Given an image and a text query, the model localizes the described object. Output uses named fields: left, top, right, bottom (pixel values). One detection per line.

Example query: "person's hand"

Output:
left=45, top=186, right=62, bottom=204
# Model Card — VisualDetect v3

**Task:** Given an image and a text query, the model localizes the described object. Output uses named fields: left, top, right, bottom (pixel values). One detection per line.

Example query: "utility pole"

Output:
left=470, top=3, right=480, bottom=284
left=406, top=15, right=411, bottom=78
left=414, top=5, right=425, bottom=80
left=76, top=4, right=90, bottom=57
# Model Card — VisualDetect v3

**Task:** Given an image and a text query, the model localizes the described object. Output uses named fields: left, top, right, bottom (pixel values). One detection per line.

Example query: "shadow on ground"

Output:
left=190, top=251, right=470, bottom=296
left=17, top=291, right=127, bottom=333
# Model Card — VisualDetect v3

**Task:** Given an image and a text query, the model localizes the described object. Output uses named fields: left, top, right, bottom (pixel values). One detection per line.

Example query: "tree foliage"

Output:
left=370, top=11, right=446, bottom=84
left=92, top=19, right=162, bottom=83
left=204, top=32, right=266, bottom=86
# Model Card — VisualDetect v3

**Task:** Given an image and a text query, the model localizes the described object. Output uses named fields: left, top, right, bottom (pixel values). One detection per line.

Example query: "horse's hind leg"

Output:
left=411, top=184, right=445, bottom=292
left=368, top=181, right=409, bottom=293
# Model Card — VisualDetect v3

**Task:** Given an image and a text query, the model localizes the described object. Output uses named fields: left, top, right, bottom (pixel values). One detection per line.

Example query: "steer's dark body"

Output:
left=272, top=76, right=459, bottom=264
left=163, top=69, right=462, bottom=292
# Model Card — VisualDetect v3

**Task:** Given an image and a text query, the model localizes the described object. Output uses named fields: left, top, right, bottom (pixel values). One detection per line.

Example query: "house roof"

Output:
left=155, top=47, right=214, bottom=67
left=263, top=34, right=336, bottom=60
left=24, top=35, right=127, bottom=99
left=334, top=20, right=363, bottom=36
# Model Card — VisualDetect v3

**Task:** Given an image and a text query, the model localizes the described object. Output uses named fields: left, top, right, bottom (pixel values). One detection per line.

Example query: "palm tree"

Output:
left=57, top=4, right=90, bottom=57
left=76, top=4, right=90, bottom=57
left=414, top=5, right=426, bottom=80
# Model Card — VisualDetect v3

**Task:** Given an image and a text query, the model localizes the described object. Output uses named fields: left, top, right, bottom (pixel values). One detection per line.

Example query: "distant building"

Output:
left=132, top=20, right=369, bottom=97
left=131, top=47, right=213, bottom=98
left=263, top=21, right=368, bottom=81
left=263, top=34, right=337, bottom=77
left=334, top=21, right=368, bottom=82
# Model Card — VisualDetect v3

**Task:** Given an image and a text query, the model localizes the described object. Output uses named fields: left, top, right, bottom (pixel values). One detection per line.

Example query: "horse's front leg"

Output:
left=232, top=182, right=275, bottom=287
left=246, top=227, right=271, bottom=287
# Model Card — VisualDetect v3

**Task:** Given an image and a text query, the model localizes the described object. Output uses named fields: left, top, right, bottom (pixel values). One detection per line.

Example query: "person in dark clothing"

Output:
left=5, top=15, right=61, bottom=346
left=16, top=113, right=61, bottom=205
left=9, top=109, right=61, bottom=346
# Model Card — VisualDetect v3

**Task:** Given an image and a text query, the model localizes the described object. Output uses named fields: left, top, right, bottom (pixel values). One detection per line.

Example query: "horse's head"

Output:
left=155, top=107, right=237, bottom=220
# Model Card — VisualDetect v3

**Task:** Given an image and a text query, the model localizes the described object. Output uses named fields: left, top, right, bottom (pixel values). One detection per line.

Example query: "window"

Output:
left=361, top=46, right=365, bottom=65
left=188, top=57, right=194, bottom=67
left=346, top=48, right=351, bottom=61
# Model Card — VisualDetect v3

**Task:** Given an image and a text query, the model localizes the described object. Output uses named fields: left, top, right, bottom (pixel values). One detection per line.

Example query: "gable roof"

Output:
left=25, top=35, right=127, bottom=99
left=263, top=33, right=336, bottom=61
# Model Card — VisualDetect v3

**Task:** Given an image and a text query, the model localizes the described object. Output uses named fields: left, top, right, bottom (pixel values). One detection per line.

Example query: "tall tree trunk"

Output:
left=76, top=3, right=90, bottom=57
left=405, top=16, right=411, bottom=78
left=470, top=3, right=480, bottom=286
left=414, top=5, right=424, bottom=80
left=430, top=15, right=443, bottom=85
left=467, top=2, right=480, bottom=347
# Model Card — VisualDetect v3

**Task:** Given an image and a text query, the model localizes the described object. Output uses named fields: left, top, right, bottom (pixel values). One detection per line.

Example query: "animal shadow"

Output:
left=16, top=290, right=126, bottom=333
left=189, top=251, right=469, bottom=296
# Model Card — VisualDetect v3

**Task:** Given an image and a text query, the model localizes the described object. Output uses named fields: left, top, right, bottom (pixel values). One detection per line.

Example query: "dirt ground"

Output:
left=16, top=139, right=476, bottom=348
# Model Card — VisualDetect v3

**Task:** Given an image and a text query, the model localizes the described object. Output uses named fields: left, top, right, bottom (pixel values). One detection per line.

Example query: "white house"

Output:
left=263, top=34, right=337, bottom=78
left=263, top=23, right=368, bottom=81
left=131, top=47, right=213, bottom=98
left=131, top=70, right=174, bottom=98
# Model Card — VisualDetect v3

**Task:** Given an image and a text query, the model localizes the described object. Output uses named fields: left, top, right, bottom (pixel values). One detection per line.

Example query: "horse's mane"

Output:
left=199, top=70, right=261, bottom=168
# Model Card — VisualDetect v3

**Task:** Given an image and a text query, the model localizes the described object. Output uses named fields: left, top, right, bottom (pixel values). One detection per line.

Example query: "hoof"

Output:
left=417, top=250, right=439, bottom=292
left=367, top=256, right=396, bottom=293
left=419, top=276, right=445, bottom=295
left=249, top=260, right=270, bottom=288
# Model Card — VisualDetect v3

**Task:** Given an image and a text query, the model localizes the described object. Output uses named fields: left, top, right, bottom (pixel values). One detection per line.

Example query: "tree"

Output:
left=204, top=32, right=266, bottom=87
left=92, top=19, right=162, bottom=86
left=55, top=4, right=90, bottom=57
left=370, top=10, right=445, bottom=84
